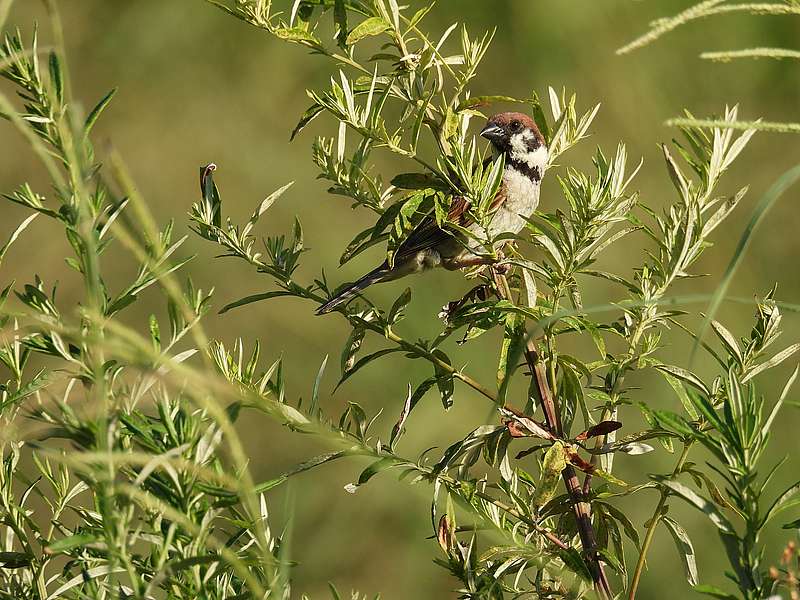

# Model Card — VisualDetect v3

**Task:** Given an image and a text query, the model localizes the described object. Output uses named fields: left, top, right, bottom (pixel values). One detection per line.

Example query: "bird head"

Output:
left=480, top=112, right=548, bottom=175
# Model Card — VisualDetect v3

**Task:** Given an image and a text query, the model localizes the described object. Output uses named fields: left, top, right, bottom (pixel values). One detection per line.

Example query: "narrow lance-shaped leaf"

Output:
left=742, top=343, right=800, bottom=383
left=760, top=364, right=798, bottom=452
left=290, top=102, right=324, bottom=141
left=249, top=181, right=294, bottom=225
left=336, top=348, right=402, bottom=389
left=346, top=16, right=391, bottom=45
left=84, top=87, right=117, bottom=135
left=388, top=287, right=411, bottom=324
left=44, top=532, right=100, bottom=555
left=309, top=355, right=328, bottom=418
left=340, top=326, right=366, bottom=375
left=219, top=291, right=295, bottom=314
left=456, top=95, right=523, bottom=112
left=496, top=313, right=524, bottom=404
left=652, top=476, right=735, bottom=534
left=433, top=350, right=454, bottom=409
left=710, top=320, right=742, bottom=365
left=333, top=0, right=348, bottom=49
left=200, top=163, right=222, bottom=228
left=657, top=370, right=700, bottom=421
left=390, top=384, right=413, bottom=451
left=0, top=213, right=38, bottom=265
left=345, top=457, right=395, bottom=493
left=691, top=584, right=738, bottom=600
left=661, top=516, right=699, bottom=586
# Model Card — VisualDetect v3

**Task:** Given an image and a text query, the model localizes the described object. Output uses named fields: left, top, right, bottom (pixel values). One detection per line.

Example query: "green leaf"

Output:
left=654, top=364, right=710, bottom=397
left=765, top=478, right=800, bottom=525
left=522, top=268, right=537, bottom=309
left=390, top=173, right=449, bottom=191
left=433, top=350, right=454, bottom=409
left=760, top=364, right=798, bottom=450
left=599, top=501, right=640, bottom=550
left=710, top=320, right=742, bottom=365
left=532, top=441, right=567, bottom=508
left=45, top=532, right=99, bottom=554
left=496, top=313, right=524, bottom=404
left=657, top=371, right=700, bottom=420
left=782, top=517, right=800, bottom=529
left=272, top=27, right=323, bottom=47
left=386, top=191, right=429, bottom=267
left=249, top=181, right=294, bottom=225
left=219, top=291, right=294, bottom=314
left=339, top=227, right=389, bottom=266
left=356, top=457, right=394, bottom=486
left=1, top=369, right=50, bottom=411
left=333, top=0, right=348, bottom=49
left=742, top=343, right=800, bottom=382
left=0, top=213, right=38, bottom=265
left=0, top=551, right=33, bottom=568
left=387, top=287, right=411, bottom=324
left=528, top=91, right=551, bottom=144
left=390, top=384, right=413, bottom=451
left=48, top=52, right=63, bottom=104
left=162, top=555, right=220, bottom=573
left=588, top=466, right=627, bottom=487
left=84, top=88, right=117, bottom=136
left=200, top=163, right=222, bottom=228
left=654, top=410, right=694, bottom=437
left=309, top=354, right=328, bottom=417
left=340, top=326, right=366, bottom=375
left=661, top=516, right=698, bottom=586
left=346, top=16, right=391, bottom=45
left=690, top=165, right=800, bottom=367
left=148, top=314, right=161, bottom=351
left=692, top=584, right=738, bottom=600
left=456, top=95, right=522, bottom=112
left=336, top=348, right=401, bottom=389
left=253, top=452, right=347, bottom=494
left=652, top=477, right=735, bottom=534
left=290, top=103, right=324, bottom=141
left=556, top=547, right=593, bottom=582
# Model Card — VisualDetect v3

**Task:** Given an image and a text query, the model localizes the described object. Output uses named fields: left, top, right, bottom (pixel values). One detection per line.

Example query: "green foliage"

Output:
left=0, top=1, right=798, bottom=600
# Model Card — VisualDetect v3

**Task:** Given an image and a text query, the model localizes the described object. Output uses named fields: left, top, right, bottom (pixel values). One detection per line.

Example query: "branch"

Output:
left=493, top=272, right=612, bottom=600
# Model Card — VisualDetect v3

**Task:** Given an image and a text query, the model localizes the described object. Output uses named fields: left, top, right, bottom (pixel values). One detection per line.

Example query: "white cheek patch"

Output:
left=510, top=131, right=531, bottom=158
left=526, top=146, right=549, bottom=170
left=510, top=131, right=549, bottom=172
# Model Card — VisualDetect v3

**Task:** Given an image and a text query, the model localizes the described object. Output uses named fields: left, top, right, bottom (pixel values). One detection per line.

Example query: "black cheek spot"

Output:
left=525, top=137, right=540, bottom=152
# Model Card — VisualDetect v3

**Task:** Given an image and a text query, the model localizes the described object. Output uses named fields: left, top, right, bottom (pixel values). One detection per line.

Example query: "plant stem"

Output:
left=473, top=489, right=570, bottom=551
left=287, top=278, right=501, bottom=402
left=627, top=441, right=694, bottom=599
left=493, top=272, right=612, bottom=600
left=429, top=471, right=570, bottom=551
left=382, top=327, right=498, bottom=402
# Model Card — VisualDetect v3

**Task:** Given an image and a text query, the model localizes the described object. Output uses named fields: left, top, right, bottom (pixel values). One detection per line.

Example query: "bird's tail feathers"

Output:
left=316, top=265, right=388, bottom=314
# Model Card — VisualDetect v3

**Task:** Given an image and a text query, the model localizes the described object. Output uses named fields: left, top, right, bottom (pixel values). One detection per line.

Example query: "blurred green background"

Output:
left=2, top=1, right=799, bottom=598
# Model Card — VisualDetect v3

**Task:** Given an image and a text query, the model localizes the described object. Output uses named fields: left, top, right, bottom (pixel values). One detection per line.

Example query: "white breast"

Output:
left=489, top=167, right=540, bottom=237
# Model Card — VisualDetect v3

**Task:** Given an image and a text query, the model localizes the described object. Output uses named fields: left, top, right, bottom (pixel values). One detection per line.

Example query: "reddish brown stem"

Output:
left=495, top=272, right=612, bottom=600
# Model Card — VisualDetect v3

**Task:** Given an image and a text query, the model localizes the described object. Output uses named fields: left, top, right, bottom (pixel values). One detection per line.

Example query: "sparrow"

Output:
left=317, top=112, right=547, bottom=314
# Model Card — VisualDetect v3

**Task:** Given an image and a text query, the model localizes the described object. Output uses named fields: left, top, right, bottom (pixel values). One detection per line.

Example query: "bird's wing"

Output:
left=392, top=183, right=508, bottom=264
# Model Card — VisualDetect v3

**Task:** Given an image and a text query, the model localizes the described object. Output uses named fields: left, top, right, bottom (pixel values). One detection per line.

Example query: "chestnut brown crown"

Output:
left=480, top=112, right=545, bottom=150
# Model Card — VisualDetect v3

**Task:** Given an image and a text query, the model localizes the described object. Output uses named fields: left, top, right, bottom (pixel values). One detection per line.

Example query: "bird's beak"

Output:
left=480, top=123, right=505, bottom=144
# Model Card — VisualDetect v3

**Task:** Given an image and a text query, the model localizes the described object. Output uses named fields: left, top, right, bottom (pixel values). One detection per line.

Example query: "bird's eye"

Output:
left=510, top=120, right=522, bottom=133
